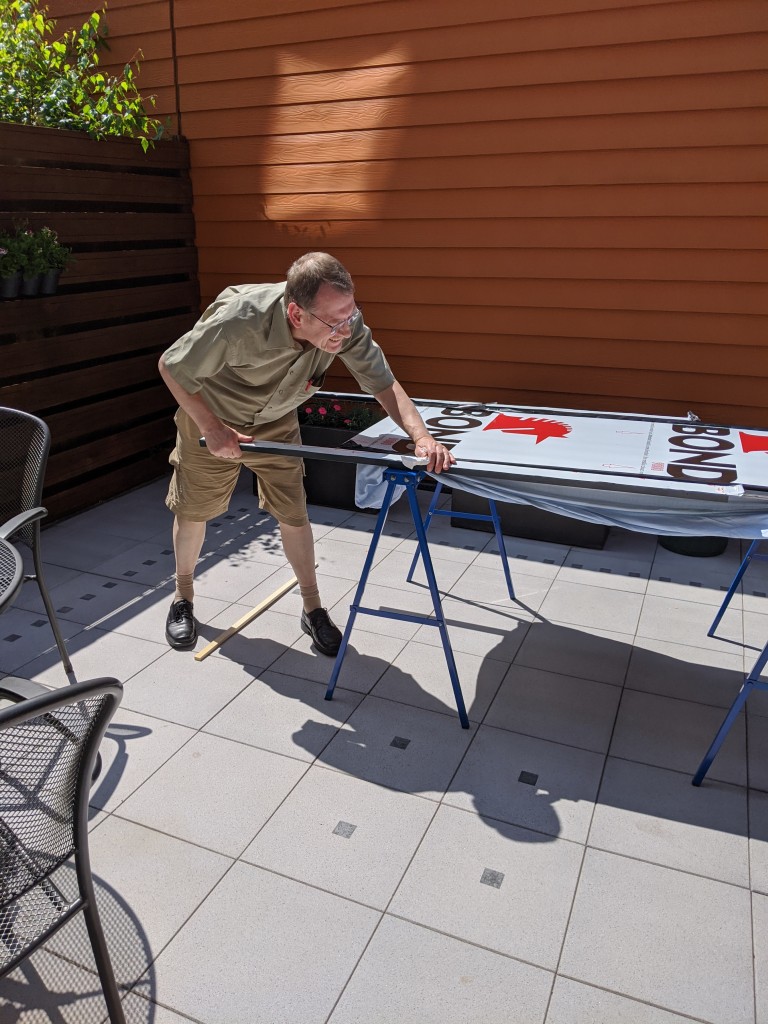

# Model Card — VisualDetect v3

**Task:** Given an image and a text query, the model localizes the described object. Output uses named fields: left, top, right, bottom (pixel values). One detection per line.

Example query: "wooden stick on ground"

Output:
left=194, top=574, right=301, bottom=662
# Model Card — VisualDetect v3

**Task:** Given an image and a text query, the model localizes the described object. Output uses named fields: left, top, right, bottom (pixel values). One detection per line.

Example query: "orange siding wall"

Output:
left=47, top=0, right=768, bottom=426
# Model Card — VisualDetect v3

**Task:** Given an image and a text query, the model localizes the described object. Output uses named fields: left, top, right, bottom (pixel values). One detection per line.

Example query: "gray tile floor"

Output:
left=1, top=472, right=767, bottom=1024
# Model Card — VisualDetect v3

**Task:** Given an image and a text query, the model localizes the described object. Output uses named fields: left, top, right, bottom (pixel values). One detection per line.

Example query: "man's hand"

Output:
left=413, top=434, right=455, bottom=474
left=205, top=424, right=254, bottom=459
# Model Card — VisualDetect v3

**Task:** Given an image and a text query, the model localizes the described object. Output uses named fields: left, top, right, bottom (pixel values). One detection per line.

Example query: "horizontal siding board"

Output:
left=200, top=248, right=768, bottom=283
left=196, top=218, right=767, bottom=250
left=46, top=417, right=173, bottom=488
left=46, top=385, right=174, bottom=448
left=182, top=107, right=768, bottom=153
left=188, top=147, right=768, bottom=186
left=364, top=303, right=767, bottom=345
left=192, top=183, right=768, bottom=218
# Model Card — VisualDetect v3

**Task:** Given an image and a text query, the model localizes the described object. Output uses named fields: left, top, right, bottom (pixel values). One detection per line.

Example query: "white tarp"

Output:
left=351, top=403, right=768, bottom=538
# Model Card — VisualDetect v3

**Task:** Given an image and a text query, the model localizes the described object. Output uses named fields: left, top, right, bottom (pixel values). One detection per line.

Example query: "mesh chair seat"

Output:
left=0, top=678, right=126, bottom=1022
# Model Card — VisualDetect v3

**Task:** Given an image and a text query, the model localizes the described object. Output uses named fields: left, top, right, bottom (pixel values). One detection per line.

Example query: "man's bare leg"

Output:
left=279, top=520, right=341, bottom=655
left=166, top=515, right=206, bottom=648
left=173, top=516, right=206, bottom=601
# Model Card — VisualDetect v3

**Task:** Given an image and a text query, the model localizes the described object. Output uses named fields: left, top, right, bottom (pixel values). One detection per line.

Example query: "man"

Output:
left=158, top=251, right=454, bottom=655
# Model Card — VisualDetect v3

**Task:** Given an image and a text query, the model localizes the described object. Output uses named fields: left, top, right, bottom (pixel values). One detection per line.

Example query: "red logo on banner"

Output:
left=483, top=414, right=571, bottom=444
left=739, top=432, right=768, bottom=454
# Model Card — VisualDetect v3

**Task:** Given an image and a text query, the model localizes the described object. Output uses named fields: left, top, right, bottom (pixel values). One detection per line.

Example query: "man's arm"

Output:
left=158, top=354, right=253, bottom=459
left=373, top=381, right=455, bottom=473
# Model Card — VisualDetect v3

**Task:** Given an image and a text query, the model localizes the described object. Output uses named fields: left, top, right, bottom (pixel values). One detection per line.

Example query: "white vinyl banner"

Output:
left=351, top=404, right=768, bottom=496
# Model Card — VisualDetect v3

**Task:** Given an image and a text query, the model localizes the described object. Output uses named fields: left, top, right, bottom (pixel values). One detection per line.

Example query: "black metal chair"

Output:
left=0, top=406, right=73, bottom=675
left=0, top=676, right=126, bottom=1022
left=0, top=536, right=24, bottom=617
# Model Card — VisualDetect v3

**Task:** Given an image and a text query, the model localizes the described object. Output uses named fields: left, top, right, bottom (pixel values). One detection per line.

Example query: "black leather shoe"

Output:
left=166, top=598, right=197, bottom=649
left=301, top=607, right=342, bottom=656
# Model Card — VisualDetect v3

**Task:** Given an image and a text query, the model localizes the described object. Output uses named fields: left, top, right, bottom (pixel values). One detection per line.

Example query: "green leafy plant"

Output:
left=0, top=0, right=165, bottom=151
left=37, top=225, right=72, bottom=271
left=0, top=233, right=22, bottom=278
left=0, top=222, right=73, bottom=278
left=298, top=397, right=384, bottom=432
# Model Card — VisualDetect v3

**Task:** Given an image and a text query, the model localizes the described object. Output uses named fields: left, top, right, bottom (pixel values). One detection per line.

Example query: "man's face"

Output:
left=288, top=283, right=358, bottom=355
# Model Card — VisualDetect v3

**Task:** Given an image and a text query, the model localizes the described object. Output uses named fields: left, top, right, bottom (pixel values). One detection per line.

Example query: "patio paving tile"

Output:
left=749, top=715, right=768, bottom=792
left=47, top=815, right=231, bottom=986
left=242, top=765, right=436, bottom=908
left=513, top=619, right=634, bottom=686
left=151, top=862, right=380, bottom=1024
left=388, top=804, right=583, bottom=970
left=486, top=663, right=621, bottom=753
left=538, top=579, right=644, bottom=635
left=0, top=603, right=82, bottom=676
left=89, top=707, right=196, bottom=814
left=0, top=947, right=113, bottom=1023
left=317, top=695, right=474, bottom=799
left=754, top=892, right=768, bottom=1024
left=202, top=670, right=363, bottom=761
left=205, top=605, right=304, bottom=671
left=625, top=634, right=746, bottom=708
left=749, top=789, right=768, bottom=893
left=474, top=535, right=569, bottom=578
left=558, top=549, right=650, bottom=592
left=116, top=731, right=307, bottom=856
left=328, top=914, right=552, bottom=1024
left=411, top=592, right=530, bottom=661
left=18, top=625, right=168, bottom=690
left=546, top=976, right=707, bottom=1024
left=448, top=562, right=553, bottom=613
left=370, top=639, right=508, bottom=722
left=445, top=725, right=605, bottom=842
left=121, top=648, right=257, bottom=729
left=588, top=758, right=749, bottom=886
left=637, top=593, right=743, bottom=649
left=610, top=689, right=747, bottom=787
left=559, top=848, right=754, bottom=1024
left=270, top=629, right=407, bottom=693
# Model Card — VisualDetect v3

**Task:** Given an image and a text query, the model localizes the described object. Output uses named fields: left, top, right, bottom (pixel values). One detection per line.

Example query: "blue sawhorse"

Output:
left=694, top=539, right=767, bottom=785
left=405, top=480, right=515, bottom=600
left=324, top=468, right=470, bottom=728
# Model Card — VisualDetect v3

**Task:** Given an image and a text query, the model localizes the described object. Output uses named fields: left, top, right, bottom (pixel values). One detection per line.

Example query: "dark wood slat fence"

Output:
left=0, top=122, right=199, bottom=521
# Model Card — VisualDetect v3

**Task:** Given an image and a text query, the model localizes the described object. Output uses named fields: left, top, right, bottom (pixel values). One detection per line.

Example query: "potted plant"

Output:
left=37, top=226, right=73, bottom=295
left=0, top=232, right=23, bottom=300
left=15, top=226, right=48, bottom=297
left=298, top=396, right=385, bottom=510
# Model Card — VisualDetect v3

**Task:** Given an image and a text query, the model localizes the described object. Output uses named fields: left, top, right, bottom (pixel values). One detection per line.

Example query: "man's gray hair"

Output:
left=285, top=252, right=354, bottom=309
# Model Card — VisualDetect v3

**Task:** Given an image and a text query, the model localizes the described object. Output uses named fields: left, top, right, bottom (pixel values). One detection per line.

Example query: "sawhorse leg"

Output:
left=325, top=469, right=469, bottom=728
left=693, top=641, right=768, bottom=785
left=709, top=539, right=763, bottom=637
left=405, top=481, right=515, bottom=600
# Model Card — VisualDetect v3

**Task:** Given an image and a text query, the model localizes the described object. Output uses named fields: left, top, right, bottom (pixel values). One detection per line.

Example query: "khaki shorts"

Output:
left=166, top=408, right=308, bottom=526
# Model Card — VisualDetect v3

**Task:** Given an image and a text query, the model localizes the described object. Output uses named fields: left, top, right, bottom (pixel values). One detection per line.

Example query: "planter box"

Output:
left=451, top=490, right=608, bottom=549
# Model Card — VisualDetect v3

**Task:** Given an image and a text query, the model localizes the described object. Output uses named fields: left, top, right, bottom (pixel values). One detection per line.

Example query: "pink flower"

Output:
left=318, top=407, right=327, bottom=415
left=333, top=404, right=342, bottom=412
left=344, top=418, right=352, bottom=426
left=304, top=407, right=312, bottom=414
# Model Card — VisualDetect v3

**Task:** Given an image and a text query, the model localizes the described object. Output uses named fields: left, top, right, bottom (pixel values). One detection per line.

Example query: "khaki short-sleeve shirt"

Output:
left=161, top=282, right=396, bottom=432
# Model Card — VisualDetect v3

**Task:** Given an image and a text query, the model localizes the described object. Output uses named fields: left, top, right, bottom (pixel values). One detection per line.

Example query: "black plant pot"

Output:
left=658, top=535, right=728, bottom=557
left=21, top=273, right=42, bottom=298
left=0, top=271, right=21, bottom=300
left=39, top=268, right=60, bottom=295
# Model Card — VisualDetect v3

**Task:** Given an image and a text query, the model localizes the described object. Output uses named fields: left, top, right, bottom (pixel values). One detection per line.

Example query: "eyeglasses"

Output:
left=303, top=306, right=362, bottom=335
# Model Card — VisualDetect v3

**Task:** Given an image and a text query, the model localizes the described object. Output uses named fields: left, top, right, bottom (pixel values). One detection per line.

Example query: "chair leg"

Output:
left=31, top=531, right=73, bottom=675
left=81, top=889, right=126, bottom=1024
left=708, top=539, right=760, bottom=637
